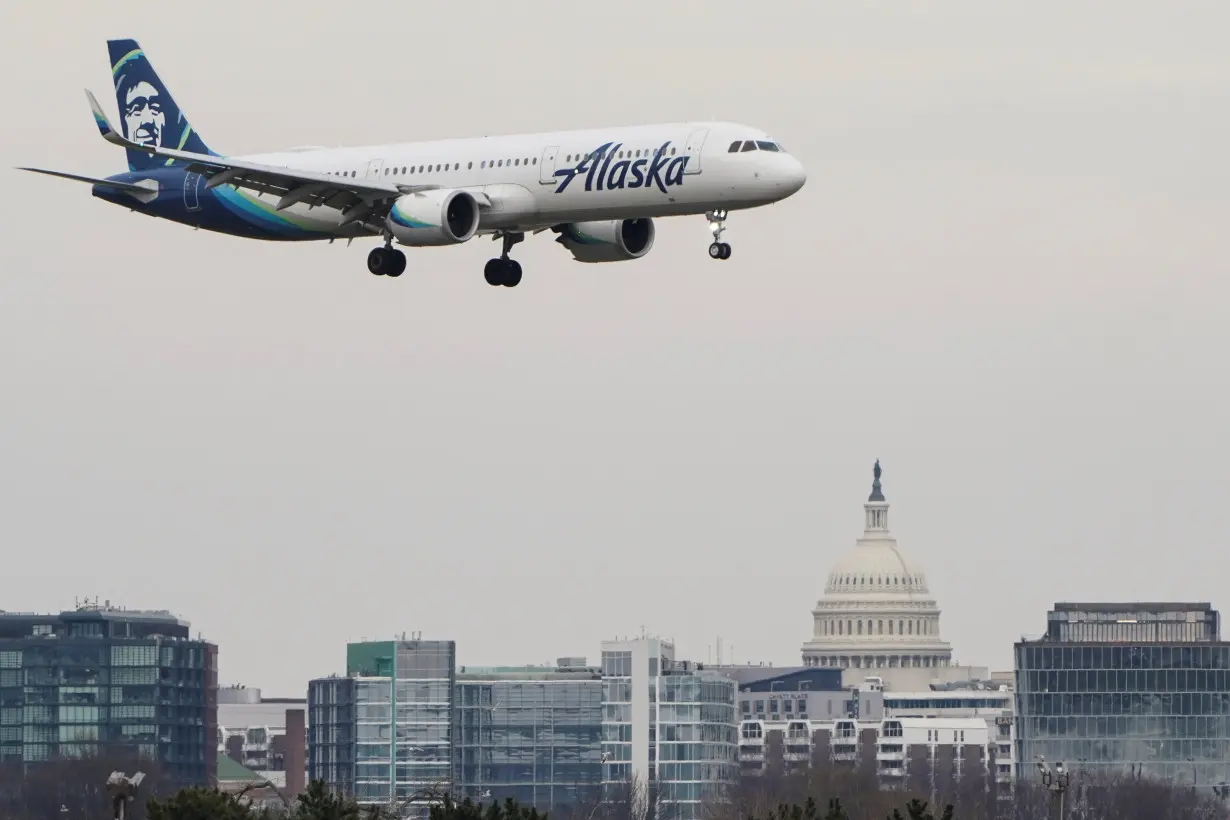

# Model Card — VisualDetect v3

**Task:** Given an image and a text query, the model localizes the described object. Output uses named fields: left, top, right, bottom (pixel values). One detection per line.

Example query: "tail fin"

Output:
left=107, top=39, right=215, bottom=171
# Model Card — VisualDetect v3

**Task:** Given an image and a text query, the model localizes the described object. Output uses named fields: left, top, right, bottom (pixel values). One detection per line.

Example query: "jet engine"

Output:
left=554, top=218, right=655, bottom=263
left=386, top=189, right=480, bottom=246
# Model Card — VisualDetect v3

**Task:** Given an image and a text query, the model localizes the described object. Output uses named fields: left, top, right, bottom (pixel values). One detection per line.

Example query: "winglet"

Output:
left=86, top=89, right=126, bottom=147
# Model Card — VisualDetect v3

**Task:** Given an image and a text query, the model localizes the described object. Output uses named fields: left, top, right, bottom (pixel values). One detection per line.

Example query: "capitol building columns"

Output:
left=800, top=461, right=955, bottom=689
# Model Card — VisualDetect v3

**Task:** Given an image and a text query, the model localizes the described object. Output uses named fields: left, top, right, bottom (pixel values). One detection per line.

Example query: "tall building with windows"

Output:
left=0, top=602, right=217, bottom=786
left=601, top=638, right=738, bottom=820
left=308, top=638, right=455, bottom=813
left=1015, top=602, right=1230, bottom=787
left=453, top=659, right=603, bottom=810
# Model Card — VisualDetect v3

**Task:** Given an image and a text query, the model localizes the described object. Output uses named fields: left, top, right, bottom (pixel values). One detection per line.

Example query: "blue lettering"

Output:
left=607, top=159, right=630, bottom=189
left=628, top=159, right=646, bottom=189
left=665, top=156, right=688, bottom=186
left=594, top=143, right=620, bottom=192
left=553, top=142, right=611, bottom=194
left=644, top=142, right=673, bottom=194
left=553, top=139, right=688, bottom=195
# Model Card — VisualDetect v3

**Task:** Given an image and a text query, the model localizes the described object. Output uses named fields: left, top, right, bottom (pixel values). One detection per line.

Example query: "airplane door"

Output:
left=683, top=128, right=709, bottom=175
left=183, top=172, right=202, bottom=211
left=366, top=158, right=385, bottom=179
left=539, top=146, right=560, bottom=185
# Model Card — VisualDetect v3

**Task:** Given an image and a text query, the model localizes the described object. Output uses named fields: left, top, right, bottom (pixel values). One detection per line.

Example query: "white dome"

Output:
left=801, top=461, right=952, bottom=672
left=824, top=542, right=928, bottom=597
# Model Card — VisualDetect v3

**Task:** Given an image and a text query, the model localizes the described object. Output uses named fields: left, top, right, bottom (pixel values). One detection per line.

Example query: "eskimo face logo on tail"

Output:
left=553, top=141, right=689, bottom=194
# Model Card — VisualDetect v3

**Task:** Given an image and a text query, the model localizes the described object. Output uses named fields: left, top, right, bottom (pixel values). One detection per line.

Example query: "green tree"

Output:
left=145, top=786, right=275, bottom=820
left=291, top=780, right=364, bottom=820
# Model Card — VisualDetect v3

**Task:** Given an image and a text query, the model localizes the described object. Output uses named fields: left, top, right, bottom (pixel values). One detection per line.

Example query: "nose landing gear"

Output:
left=706, top=210, right=731, bottom=260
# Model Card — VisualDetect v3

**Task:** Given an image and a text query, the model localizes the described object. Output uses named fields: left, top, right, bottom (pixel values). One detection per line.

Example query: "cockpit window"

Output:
left=728, top=140, right=742, bottom=153
left=756, top=141, right=781, bottom=152
left=741, top=140, right=758, bottom=152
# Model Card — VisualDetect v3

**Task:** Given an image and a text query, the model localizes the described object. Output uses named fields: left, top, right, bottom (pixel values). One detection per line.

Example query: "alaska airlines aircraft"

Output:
left=19, top=39, right=807, bottom=287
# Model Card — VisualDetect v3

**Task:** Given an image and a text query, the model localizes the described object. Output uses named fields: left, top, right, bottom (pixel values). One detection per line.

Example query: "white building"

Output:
left=877, top=716, right=990, bottom=793
left=882, top=681, right=1015, bottom=787
left=600, top=638, right=738, bottom=820
left=802, top=461, right=989, bottom=691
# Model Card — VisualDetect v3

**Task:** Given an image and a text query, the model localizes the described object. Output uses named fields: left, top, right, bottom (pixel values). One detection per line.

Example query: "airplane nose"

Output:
left=782, top=158, right=807, bottom=194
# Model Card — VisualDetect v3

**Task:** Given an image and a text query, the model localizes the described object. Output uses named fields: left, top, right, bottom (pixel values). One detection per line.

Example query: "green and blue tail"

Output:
left=107, top=38, right=215, bottom=171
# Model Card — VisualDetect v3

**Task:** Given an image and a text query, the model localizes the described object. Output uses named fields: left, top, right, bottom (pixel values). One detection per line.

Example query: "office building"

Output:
left=308, top=637, right=455, bottom=812
left=0, top=601, right=218, bottom=786
left=600, top=637, right=738, bottom=820
left=1015, top=602, right=1230, bottom=787
left=453, top=659, right=603, bottom=810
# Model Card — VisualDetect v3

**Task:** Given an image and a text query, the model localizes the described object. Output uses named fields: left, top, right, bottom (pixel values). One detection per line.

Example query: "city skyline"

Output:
left=3, top=1, right=1228, bottom=697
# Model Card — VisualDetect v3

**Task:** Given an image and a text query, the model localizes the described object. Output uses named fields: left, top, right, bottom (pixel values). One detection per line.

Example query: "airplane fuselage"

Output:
left=91, top=121, right=807, bottom=243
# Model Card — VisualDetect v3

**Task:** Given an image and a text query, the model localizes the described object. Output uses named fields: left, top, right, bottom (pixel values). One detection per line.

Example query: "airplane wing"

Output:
left=85, top=89, right=449, bottom=224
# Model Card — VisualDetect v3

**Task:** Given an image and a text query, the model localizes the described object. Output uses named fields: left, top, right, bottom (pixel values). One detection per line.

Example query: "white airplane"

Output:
left=19, top=39, right=807, bottom=288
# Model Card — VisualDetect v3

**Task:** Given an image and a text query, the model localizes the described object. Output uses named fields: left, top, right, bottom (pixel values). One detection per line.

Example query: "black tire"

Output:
left=387, top=250, right=406, bottom=277
left=708, top=242, right=723, bottom=259
left=503, top=260, right=523, bottom=287
left=367, top=247, right=389, bottom=275
left=484, top=259, right=504, bottom=286
left=720, top=243, right=732, bottom=260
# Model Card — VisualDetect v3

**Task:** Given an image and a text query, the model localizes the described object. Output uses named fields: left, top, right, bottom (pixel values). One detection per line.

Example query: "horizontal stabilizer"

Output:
left=17, top=166, right=156, bottom=197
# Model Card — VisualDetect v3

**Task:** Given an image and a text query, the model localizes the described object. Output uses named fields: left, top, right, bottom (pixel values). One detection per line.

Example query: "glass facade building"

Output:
left=453, top=660, right=603, bottom=811
left=601, top=639, right=738, bottom=820
left=308, top=675, right=356, bottom=796
left=1015, top=602, right=1230, bottom=787
left=0, top=604, right=217, bottom=786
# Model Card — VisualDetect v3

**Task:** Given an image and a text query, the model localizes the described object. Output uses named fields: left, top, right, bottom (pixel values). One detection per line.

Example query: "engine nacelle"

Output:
left=386, top=189, right=480, bottom=246
left=554, top=218, right=656, bottom=263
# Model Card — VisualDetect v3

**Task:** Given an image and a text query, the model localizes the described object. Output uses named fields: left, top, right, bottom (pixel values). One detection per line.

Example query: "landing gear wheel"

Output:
left=386, top=249, right=407, bottom=277
left=484, top=258, right=523, bottom=287
left=503, top=260, right=523, bottom=288
left=484, top=259, right=504, bottom=286
left=705, top=210, right=731, bottom=260
left=367, top=247, right=391, bottom=275
left=484, top=233, right=527, bottom=288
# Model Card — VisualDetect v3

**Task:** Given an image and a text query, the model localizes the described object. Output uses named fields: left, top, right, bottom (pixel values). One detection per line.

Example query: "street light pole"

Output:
left=1035, top=756, right=1070, bottom=820
left=105, top=772, right=145, bottom=820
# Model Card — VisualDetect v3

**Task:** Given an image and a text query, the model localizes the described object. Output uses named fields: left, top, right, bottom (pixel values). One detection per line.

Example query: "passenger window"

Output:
left=728, top=141, right=741, bottom=152
left=532, top=158, right=537, bottom=165
left=467, top=162, right=472, bottom=170
left=741, top=141, right=757, bottom=152
left=514, top=159, right=520, bottom=166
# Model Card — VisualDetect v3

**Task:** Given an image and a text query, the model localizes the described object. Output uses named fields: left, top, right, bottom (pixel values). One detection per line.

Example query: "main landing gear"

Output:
left=706, top=210, right=732, bottom=260
left=484, top=231, right=525, bottom=288
left=368, top=242, right=406, bottom=277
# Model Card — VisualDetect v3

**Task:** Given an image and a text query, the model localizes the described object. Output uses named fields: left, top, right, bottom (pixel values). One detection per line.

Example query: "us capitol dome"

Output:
left=801, top=460, right=953, bottom=676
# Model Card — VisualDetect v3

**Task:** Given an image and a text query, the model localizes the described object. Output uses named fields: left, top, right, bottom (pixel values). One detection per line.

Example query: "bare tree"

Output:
left=0, top=742, right=167, bottom=820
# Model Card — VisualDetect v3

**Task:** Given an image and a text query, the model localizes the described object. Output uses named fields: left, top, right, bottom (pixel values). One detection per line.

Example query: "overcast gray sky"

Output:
left=1, top=1, right=1227, bottom=696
